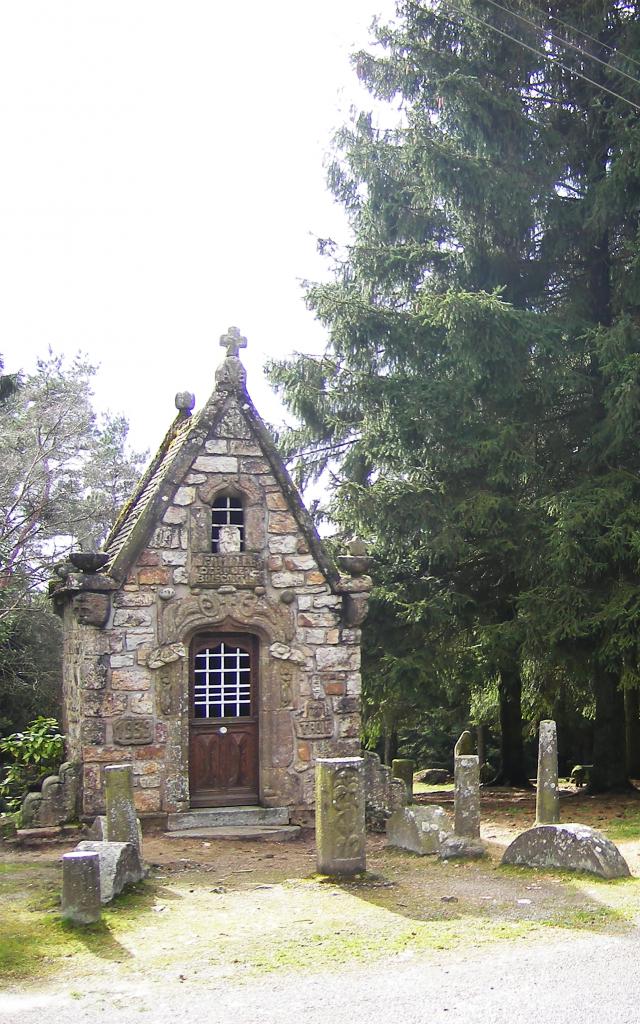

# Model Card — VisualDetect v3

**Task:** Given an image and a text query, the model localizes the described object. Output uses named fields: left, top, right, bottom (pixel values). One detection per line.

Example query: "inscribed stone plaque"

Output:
left=295, top=699, right=333, bottom=739
left=113, top=717, right=154, bottom=746
left=190, top=552, right=264, bottom=588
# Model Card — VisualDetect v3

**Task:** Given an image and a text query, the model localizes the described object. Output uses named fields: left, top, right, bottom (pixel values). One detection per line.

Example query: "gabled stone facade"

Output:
left=51, top=330, right=371, bottom=824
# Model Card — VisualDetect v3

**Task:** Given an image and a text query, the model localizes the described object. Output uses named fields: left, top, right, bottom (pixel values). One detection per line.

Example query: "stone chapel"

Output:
left=51, top=329, right=372, bottom=826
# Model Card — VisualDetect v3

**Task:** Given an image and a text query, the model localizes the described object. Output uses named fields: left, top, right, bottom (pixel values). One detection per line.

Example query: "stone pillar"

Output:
left=61, top=851, right=101, bottom=924
left=454, top=754, right=480, bottom=838
left=391, top=758, right=414, bottom=804
left=316, top=757, right=366, bottom=876
left=105, top=764, right=140, bottom=855
left=536, top=719, right=560, bottom=824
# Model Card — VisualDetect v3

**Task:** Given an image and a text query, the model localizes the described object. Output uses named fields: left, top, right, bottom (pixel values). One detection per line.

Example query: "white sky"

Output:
left=0, top=1, right=396, bottom=456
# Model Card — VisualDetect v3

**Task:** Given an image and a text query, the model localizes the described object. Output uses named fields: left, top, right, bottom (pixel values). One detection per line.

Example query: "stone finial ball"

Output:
left=175, top=391, right=196, bottom=413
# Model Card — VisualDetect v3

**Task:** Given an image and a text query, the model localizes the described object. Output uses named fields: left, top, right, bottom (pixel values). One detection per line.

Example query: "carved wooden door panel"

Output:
left=189, top=634, right=259, bottom=807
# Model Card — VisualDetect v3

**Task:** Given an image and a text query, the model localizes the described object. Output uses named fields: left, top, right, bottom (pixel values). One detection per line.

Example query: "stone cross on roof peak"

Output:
left=220, top=326, right=247, bottom=359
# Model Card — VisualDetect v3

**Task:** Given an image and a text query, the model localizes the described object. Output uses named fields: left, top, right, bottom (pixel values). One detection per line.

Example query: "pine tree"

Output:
left=271, top=0, right=640, bottom=788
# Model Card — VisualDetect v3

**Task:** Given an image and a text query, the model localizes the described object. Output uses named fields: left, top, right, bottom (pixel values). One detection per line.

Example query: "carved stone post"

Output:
left=105, top=764, right=141, bottom=855
left=315, top=757, right=366, bottom=875
left=391, top=758, right=414, bottom=805
left=454, top=754, right=481, bottom=838
left=536, top=720, right=560, bottom=824
left=61, top=850, right=101, bottom=924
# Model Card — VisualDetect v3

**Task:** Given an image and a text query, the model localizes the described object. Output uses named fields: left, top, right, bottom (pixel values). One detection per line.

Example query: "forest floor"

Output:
left=2, top=785, right=640, bottom=1015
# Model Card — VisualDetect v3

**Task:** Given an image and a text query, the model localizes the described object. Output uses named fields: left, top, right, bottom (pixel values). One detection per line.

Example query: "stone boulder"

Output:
left=439, top=834, right=487, bottom=860
left=414, top=768, right=451, bottom=786
left=75, top=840, right=145, bottom=903
left=501, top=823, right=630, bottom=880
left=387, top=805, right=452, bottom=856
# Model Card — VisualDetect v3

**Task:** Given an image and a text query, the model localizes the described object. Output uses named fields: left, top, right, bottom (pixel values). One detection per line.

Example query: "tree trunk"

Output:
left=383, top=728, right=398, bottom=766
left=477, top=724, right=486, bottom=767
left=495, top=662, right=531, bottom=787
left=590, top=668, right=629, bottom=792
left=625, top=687, right=640, bottom=780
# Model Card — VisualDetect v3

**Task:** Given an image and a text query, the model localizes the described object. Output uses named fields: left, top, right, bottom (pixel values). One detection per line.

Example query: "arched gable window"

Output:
left=211, top=495, right=245, bottom=552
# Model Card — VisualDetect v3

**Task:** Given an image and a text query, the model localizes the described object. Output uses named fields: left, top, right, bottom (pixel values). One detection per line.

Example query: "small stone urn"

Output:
left=337, top=537, right=374, bottom=577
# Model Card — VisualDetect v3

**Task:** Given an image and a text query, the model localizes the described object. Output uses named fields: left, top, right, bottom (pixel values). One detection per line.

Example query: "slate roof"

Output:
left=103, top=410, right=197, bottom=574
left=101, top=351, right=340, bottom=589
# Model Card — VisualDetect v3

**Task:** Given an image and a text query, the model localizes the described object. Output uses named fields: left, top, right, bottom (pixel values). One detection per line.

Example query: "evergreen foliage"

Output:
left=269, top=0, right=640, bottom=787
left=0, top=351, right=147, bottom=736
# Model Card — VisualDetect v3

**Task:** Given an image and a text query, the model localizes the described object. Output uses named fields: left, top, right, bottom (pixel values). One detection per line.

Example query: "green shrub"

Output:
left=0, top=717, right=64, bottom=811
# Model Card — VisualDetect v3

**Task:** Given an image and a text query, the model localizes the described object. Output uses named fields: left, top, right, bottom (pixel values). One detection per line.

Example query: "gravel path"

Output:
left=3, top=928, right=640, bottom=1024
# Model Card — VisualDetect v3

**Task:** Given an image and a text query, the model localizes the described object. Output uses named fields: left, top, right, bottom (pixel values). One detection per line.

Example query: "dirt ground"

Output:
left=2, top=785, right=640, bottom=998
left=139, top=786, right=640, bottom=883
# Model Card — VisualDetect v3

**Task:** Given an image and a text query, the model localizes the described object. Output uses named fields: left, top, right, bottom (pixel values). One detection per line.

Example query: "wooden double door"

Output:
left=189, top=633, right=259, bottom=807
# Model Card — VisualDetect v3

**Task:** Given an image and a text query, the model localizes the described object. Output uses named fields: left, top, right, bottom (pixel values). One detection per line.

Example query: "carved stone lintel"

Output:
left=159, top=591, right=293, bottom=645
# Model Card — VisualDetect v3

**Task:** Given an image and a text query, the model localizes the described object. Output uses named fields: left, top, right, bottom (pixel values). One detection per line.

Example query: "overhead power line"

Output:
left=441, top=0, right=640, bottom=114
left=480, top=0, right=640, bottom=90
left=513, top=0, right=640, bottom=72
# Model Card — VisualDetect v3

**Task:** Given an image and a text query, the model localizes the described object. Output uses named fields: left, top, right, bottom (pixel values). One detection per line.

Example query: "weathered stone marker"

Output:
left=387, top=804, right=452, bottom=855
left=61, top=850, right=101, bottom=924
left=316, top=756, right=366, bottom=875
left=75, top=840, right=145, bottom=902
left=454, top=754, right=481, bottom=838
left=104, top=764, right=141, bottom=855
left=454, top=730, right=475, bottom=756
left=536, top=719, right=560, bottom=825
left=391, top=758, right=414, bottom=804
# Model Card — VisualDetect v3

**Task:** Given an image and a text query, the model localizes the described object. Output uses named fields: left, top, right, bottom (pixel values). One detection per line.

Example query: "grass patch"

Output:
left=602, top=809, right=640, bottom=842
left=414, top=782, right=454, bottom=794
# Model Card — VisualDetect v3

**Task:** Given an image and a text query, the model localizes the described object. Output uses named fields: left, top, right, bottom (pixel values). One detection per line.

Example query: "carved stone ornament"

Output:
left=269, top=642, right=306, bottom=665
left=215, top=403, right=251, bottom=440
left=279, top=664, right=295, bottom=708
left=112, top=717, right=154, bottom=746
left=158, top=662, right=179, bottom=716
left=331, top=764, right=365, bottom=858
left=72, top=592, right=111, bottom=627
left=159, top=591, right=293, bottom=645
left=147, top=643, right=186, bottom=670
left=294, top=699, right=333, bottom=740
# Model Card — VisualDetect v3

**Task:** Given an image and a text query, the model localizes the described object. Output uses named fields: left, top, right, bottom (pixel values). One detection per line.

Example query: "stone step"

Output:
left=166, top=806, right=290, bottom=831
left=165, top=824, right=301, bottom=842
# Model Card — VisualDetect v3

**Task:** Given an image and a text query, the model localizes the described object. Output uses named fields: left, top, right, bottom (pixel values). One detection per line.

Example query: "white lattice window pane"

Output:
left=211, top=496, right=245, bottom=552
left=193, top=642, right=252, bottom=719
